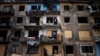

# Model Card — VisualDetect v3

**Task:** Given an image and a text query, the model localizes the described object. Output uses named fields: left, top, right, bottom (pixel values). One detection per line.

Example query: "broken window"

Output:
left=11, top=30, right=21, bottom=41
left=92, top=5, right=97, bottom=11
left=52, top=31, right=57, bottom=39
left=53, top=46, right=58, bottom=54
left=47, top=17, right=58, bottom=25
left=28, top=30, right=38, bottom=39
left=81, top=46, right=93, bottom=53
left=11, top=45, right=17, bottom=53
left=64, top=5, right=69, bottom=11
left=94, top=17, right=100, bottom=23
left=94, top=29, right=100, bottom=36
left=26, top=45, right=38, bottom=54
left=77, top=5, right=84, bottom=11
left=78, top=17, right=88, bottom=23
left=0, top=30, right=7, bottom=41
left=14, top=30, right=21, bottom=37
left=16, top=17, right=23, bottom=23
left=44, top=3, right=56, bottom=11
left=0, top=17, right=10, bottom=24
left=47, top=17, right=53, bottom=23
left=3, top=6, right=12, bottom=12
left=19, top=5, right=25, bottom=11
left=31, top=5, right=40, bottom=11
left=64, top=17, right=70, bottom=23
left=30, top=17, right=40, bottom=25
left=98, top=6, right=100, bottom=11
left=66, top=45, right=73, bottom=54
left=79, top=31, right=91, bottom=40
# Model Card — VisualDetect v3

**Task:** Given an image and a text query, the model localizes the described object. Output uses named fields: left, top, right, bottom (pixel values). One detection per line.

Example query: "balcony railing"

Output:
left=0, top=7, right=14, bottom=16
left=43, top=23, right=61, bottom=29
left=93, top=23, right=100, bottom=29
left=90, top=10, right=100, bottom=16
left=43, top=10, right=60, bottom=15
left=40, top=34, right=62, bottom=44
left=26, top=10, right=43, bottom=17
left=0, top=23, right=12, bottom=28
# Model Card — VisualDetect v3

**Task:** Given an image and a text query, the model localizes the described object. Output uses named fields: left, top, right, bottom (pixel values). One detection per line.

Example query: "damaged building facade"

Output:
left=0, top=0, right=100, bottom=56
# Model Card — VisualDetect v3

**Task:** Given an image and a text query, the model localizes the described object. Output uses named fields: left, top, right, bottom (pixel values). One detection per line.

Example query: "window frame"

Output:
left=64, top=17, right=70, bottom=23
left=19, top=5, right=25, bottom=11
left=16, top=17, right=23, bottom=23
left=80, top=45, right=94, bottom=54
left=77, top=5, right=84, bottom=11
left=64, top=5, right=69, bottom=11
left=77, top=17, right=88, bottom=23
left=66, top=45, right=73, bottom=54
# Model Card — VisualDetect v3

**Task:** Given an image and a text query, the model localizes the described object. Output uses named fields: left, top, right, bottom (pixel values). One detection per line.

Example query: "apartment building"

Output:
left=0, top=0, right=100, bottom=56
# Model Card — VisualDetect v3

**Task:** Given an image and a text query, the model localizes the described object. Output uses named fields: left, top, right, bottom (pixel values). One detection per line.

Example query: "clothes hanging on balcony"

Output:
left=27, top=39, right=37, bottom=46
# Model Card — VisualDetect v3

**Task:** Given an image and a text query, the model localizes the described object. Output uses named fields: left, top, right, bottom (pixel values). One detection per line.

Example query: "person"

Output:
left=54, top=17, right=58, bottom=25
left=43, top=48, right=47, bottom=56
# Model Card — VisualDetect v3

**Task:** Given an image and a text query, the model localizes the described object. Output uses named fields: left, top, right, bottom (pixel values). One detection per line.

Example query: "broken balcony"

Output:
left=93, top=23, right=100, bottom=29
left=93, top=30, right=100, bottom=42
left=43, top=3, right=60, bottom=15
left=0, top=6, right=14, bottom=16
left=26, top=10, right=43, bottom=17
left=0, top=30, right=8, bottom=43
left=43, top=17, right=61, bottom=29
left=40, top=34, right=62, bottom=44
left=89, top=5, right=100, bottom=16
left=24, top=17, right=42, bottom=30
left=0, top=17, right=12, bottom=28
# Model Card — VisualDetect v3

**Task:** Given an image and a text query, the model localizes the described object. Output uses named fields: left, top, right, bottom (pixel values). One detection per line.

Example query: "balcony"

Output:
left=24, top=23, right=42, bottom=30
left=43, top=23, right=61, bottom=29
left=0, top=7, right=14, bottom=16
left=88, top=5, right=100, bottom=16
left=43, top=10, right=60, bottom=15
left=10, top=37, right=21, bottom=42
left=40, top=34, right=62, bottom=44
left=26, top=10, right=43, bottom=17
left=90, top=10, right=100, bottom=16
left=93, top=23, right=100, bottom=29
left=0, top=23, right=11, bottom=28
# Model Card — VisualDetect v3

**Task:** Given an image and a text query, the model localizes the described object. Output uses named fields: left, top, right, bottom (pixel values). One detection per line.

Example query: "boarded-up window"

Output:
left=79, top=31, right=91, bottom=40
left=0, top=44, right=6, bottom=56
left=46, top=30, right=52, bottom=37
left=64, top=31, right=72, bottom=38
